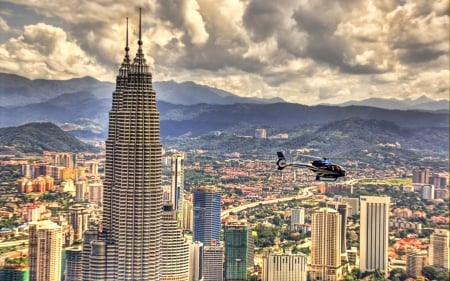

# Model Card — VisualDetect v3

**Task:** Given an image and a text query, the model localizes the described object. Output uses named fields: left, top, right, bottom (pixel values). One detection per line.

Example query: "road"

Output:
left=221, top=187, right=315, bottom=219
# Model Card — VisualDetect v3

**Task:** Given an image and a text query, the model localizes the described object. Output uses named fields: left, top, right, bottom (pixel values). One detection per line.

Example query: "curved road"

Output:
left=221, top=187, right=315, bottom=219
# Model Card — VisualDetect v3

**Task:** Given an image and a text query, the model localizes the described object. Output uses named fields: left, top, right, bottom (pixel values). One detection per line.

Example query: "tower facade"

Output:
left=327, top=202, right=349, bottom=255
left=84, top=11, right=163, bottom=280
left=28, top=220, right=63, bottom=281
left=405, top=248, right=427, bottom=279
left=171, top=153, right=185, bottom=227
left=193, top=186, right=221, bottom=246
left=65, top=246, right=83, bottom=281
left=160, top=204, right=190, bottom=281
left=224, top=222, right=251, bottom=281
left=360, top=196, right=390, bottom=273
left=203, top=245, right=224, bottom=281
left=428, top=229, right=449, bottom=270
left=309, top=208, right=342, bottom=281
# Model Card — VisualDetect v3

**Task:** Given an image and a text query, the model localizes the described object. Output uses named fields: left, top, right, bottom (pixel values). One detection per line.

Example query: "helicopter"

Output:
left=276, top=151, right=347, bottom=181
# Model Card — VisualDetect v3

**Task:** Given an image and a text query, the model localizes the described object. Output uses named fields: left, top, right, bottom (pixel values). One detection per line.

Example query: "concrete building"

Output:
left=203, top=245, right=223, bottom=281
left=28, top=220, right=63, bottom=281
left=428, top=229, right=449, bottom=270
left=68, top=204, right=89, bottom=241
left=360, top=196, right=390, bottom=273
left=290, top=208, right=305, bottom=230
left=412, top=167, right=429, bottom=184
left=262, top=252, right=307, bottom=281
left=65, top=246, right=83, bottom=281
left=406, top=248, right=427, bottom=279
left=189, top=241, right=203, bottom=281
left=0, top=265, right=29, bottom=281
left=88, top=182, right=103, bottom=204
left=254, top=128, right=267, bottom=139
left=171, top=153, right=185, bottom=227
left=342, top=197, right=359, bottom=216
left=309, top=208, right=343, bottom=281
left=327, top=202, right=350, bottom=255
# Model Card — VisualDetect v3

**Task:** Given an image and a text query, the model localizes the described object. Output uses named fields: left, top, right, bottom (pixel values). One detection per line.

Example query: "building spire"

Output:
left=138, top=8, right=143, bottom=48
left=126, top=17, right=129, bottom=53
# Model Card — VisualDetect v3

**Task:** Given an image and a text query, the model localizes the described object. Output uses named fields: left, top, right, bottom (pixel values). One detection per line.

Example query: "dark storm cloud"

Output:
left=243, top=1, right=283, bottom=42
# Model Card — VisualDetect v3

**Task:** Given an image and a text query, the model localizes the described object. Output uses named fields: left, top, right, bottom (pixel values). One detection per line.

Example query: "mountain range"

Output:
left=0, top=73, right=448, bottom=140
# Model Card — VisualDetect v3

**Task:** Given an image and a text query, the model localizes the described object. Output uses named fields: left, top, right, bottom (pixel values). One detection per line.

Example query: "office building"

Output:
left=183, top=198, right=194, bottom=231
left=406, top=248, right=427, bottom=279
left=360, top=196, right=390, bottom=273
left=28, top=220, right=63, bottom=281
left=68, top=204, right=89, bottom=241
left=171, top=153, right=185, bottom=227
left=83, top=11, right=164, bottom=280
left=189, top=241, right=203, bottom=281
left=421, top=184, right=435, bottom=200
left=193, top=186, right=221, bottom=246
left=428, top=229, right=449, bottom=269
left=262, top=252, right=307, bottom=281
left=161, top=204, right=190, bottom=281
left=88, top=182, right=103, bottom=204
left=65, top=246, right=83, bottom=281
left=327, top=202, right=349, bottom=255
left=224, top=221, right=253, bottom=281
left=309, top=208, right=343, bottom=281
left=290, top=208, right=305, bottom=230
left=203, top=245, right=223, bottom=281
left=412, top=167, right=429, bottom=184
left=75, top=181, right=88, bottom=202
left=0, top=265, right=29, bottom=281
left=342, top=197, right=359, bottom=216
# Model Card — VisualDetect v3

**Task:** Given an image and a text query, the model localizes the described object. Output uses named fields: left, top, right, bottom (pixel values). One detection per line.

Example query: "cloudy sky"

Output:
left=0, top=0, right=448, bottom=105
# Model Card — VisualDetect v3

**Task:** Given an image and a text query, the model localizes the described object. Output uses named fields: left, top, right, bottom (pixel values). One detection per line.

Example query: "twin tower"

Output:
left=83, top=10, right=163, bottom=280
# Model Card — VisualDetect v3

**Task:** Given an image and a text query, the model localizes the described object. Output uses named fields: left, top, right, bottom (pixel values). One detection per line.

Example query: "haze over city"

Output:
left=0, top=0, right=448, bottom=105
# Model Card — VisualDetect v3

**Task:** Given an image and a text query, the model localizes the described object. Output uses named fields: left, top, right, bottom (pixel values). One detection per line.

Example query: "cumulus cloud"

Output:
left=0, top=23, right=111, bottom=80
left=0, top=0, right=447, bottom=104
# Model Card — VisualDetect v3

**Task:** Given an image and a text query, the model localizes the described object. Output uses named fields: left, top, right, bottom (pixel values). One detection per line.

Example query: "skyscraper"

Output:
left=360, top=196, right=390, bottom=273
left=84, top=10, right=163, bottom=280
left=189, top=241, right=203, bottom=281
left=428, top=229, right=449, bottom=270
left=193, top=186, right=221, bottom=246
left=224, top=221, right=253, bottom=281
left=290, top=208, right=305, bottom=230
left=405, top=248, right=427, bottom=279
left=28, top=220, right=63, bottom=281
left=65, top=246, right=83, bottom=281
left=327, top=202, right=349, bottom=255
left=309, top=208, right=342, bottom=281
left=171, top=153, right=185, bottom=227
left=68, top=204, right=89, bottom=241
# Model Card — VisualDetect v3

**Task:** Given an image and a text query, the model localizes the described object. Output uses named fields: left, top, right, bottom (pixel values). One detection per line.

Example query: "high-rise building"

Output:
left=183, top=198, right=194, bottom=231
left=405, top=248, right=427, bottom=279
left=171, top=153, right=185, bottom=227
left=309, top=208, right=342, bottom=281
left=68, top=204, right=89, bottom=241
left=83, top=11, right=163, bottom=280
left=360, top=196, right=390, bottom=273
left=428, top=229, right=449, bottom=270
left=290, top=208, right=305, bottom=230
left=28, top=220, right=63, bottom=281
left=75, top=181, right=88, bottom=202
left=0, top=265, right=29, bottom=281
left=65, top=246, right=83, bottom=281
left=254, top=128, right=267, bottom=139
left=193, top=186, right=221, bottom=246
left=327, top=202, right=349, bottom=255
left=88, top=182, right=103, bottom=204
left=420, top=184, right=435, bottom=200
left=412, top=167, right=429, bottom=184
left=203, top=245, right=224, bottom=281
left=224, top=221, right=253, bottom=281
left=189, top=241, right=203, bottom=281
left=160, top=204, right=190, bottom=281
left=262, top=252, right=307, bottom=281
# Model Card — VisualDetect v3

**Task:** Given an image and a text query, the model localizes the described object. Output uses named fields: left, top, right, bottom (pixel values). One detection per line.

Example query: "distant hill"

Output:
left=0, top=122, right=96, bottom=153
left=331, top=96, right=449, bottom=111
left=0, top=73, right=283, bottom=107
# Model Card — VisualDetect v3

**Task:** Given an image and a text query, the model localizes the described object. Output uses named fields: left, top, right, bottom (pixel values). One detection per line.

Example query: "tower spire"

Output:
left=126, top=17, right=129, bottom=53
left=138, top=8, right=142, bottom=47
